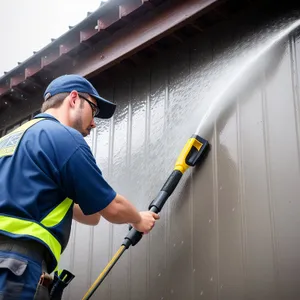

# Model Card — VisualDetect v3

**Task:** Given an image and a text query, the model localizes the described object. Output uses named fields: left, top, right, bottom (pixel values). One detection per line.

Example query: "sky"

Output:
left=0, top=0, right=108, bottom=75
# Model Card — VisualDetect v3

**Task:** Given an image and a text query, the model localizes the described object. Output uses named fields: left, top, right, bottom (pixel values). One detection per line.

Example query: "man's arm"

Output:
left=72, top=194, right=140, bottom=226
left=73, top=204, right=101, bottom=225
left=99, top=193, right=141, bottom=224
left=99, top=193, right=160, bottom=233
left=73, top=193, right=160, bottom=233
left=62, top=144, right=159, bottom=232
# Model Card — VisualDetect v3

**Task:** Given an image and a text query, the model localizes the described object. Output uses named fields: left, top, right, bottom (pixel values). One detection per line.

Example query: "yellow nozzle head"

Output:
left=174, top=136, right=205, bottom=174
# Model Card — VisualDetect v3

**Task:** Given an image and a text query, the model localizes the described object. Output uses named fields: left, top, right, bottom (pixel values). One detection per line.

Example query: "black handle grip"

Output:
left=122, top=171, right=183, bottom=249
left=122, top=207, right=159, bottom=249
left=149, top=170, right=182, bottom=212
left=122, top=228, right=143, bottom=249
left=161, top=169, right=182, bottom=195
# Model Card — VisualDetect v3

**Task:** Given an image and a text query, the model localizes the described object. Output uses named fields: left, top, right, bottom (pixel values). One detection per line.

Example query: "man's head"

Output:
left=41, top=74, right=116, bottom=136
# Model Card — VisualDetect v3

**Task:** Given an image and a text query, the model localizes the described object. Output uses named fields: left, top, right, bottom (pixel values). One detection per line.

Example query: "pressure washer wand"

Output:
left=82, top=134, right=210, bottom=300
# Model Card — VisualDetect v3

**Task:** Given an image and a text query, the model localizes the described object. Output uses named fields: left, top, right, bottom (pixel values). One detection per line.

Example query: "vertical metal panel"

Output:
left=190, top=31, right=217, bottom=300
left=262, top=34, right=300, bottom=299
left=109, top=77, right=132, bottom=300
left=147, top=58, right=169, bottom=300
left=60, top=7, right=300, bottom=300
left=167, top=44, right=194, bottom=300
left=238, top=78, right=277, bottom=299
left=66, top=133, right=96, bottom=299
left=90, top=116, right=114, bottom=300
left=127, top=67, right=150, bottom=300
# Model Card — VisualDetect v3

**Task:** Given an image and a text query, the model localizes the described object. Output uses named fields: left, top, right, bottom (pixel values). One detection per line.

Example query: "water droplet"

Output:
left=173, top=243, right=176, bottom=247
left=220, top=284, right=223, bottom=289
left=158, top=273, right=161, bottom=277
left=209, top=219, right=212, bottom=223
left=210, top=277, right=213, bottom=281
left=232, top=208, right=235, bottom=212
left=200, top=291, right=204, bottom=296
left=181, top=241, right=184, bottom=245
left=170, top=289, right=174, bottom=294
left=219, top=186, right=223, bottom=190
left=193, top=269, right=196, bottom=272
left=161, top=297, right=164, bottom=300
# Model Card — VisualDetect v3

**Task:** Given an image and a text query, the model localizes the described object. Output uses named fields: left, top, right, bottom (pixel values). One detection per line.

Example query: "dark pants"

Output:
left=0, top=235, right=51, bottom=300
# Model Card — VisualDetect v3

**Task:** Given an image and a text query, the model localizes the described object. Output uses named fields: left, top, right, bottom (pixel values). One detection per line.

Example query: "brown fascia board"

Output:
left=0, top=0, right=150, bottom=96
left=0, top=0, right=219, bottom=101
left=48, top=0, right=220, bottom=80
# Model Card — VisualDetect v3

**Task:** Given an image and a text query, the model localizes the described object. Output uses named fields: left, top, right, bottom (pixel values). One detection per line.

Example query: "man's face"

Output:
left=72, top=93, right=97, bottom=137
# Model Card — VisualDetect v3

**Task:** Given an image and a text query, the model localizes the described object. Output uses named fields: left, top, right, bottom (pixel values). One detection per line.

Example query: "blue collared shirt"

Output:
left=0, top=113, right=116, bottom=224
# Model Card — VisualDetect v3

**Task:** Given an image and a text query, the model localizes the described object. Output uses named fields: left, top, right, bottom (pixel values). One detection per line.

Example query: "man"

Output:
left=0, top=74, right=159, bottom=299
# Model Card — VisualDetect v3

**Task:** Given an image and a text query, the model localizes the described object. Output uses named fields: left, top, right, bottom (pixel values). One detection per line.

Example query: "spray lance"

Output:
left=82, top=134, right=210, bottom=300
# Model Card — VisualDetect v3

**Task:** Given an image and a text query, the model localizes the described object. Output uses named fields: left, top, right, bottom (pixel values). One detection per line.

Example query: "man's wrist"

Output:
left=131, top=212, right=142, bottom=224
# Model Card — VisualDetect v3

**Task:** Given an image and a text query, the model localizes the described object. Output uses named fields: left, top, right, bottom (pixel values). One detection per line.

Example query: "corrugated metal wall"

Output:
left=60, top=6, right=300, bottom=300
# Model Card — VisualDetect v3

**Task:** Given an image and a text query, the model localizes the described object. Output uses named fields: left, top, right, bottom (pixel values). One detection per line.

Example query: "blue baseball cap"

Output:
left=44, top=74, right=116, bottom=119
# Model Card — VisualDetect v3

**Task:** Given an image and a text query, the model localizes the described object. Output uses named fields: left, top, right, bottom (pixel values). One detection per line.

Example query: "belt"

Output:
left=0, top=234, right=53, bottom=272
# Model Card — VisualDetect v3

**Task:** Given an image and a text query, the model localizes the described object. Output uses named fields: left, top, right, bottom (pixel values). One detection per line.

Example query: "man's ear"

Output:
left=68, top=91, right=78, bottom=108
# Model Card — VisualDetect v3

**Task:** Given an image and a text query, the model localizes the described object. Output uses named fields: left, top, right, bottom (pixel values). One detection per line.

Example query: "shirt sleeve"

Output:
left=60, top=144, right=117, bottom=215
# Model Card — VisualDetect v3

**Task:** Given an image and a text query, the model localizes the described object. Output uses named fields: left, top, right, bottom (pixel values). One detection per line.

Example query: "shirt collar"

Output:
left=34, top=113, right=60, bottom=123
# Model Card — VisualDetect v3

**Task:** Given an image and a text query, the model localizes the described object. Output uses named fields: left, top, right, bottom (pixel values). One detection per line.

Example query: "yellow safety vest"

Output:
left=0, top=118, right=73, bottom=273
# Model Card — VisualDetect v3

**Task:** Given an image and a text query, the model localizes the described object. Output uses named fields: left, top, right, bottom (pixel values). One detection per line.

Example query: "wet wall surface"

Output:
left=60, top=4, right=300, bottom=300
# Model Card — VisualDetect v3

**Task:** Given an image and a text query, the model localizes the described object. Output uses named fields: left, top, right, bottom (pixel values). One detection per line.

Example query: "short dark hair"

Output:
left=40, top=92, right=90, bottom=112
left=41, top=92, right=69, bottom=112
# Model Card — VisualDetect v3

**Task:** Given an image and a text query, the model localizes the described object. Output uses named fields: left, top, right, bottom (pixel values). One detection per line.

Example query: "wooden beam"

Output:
left=80, top=28, right=98, bottom=42
left=10, top=74, right=25, bottom=88
left=41, top=49, right=60, bottom=68
left=59, top=40, right=78, bottom=56
left=25, top=63, right=42, bottom=79
left=119, top=0, right=144, bottom=18
left=97, top=7, right=120, bottom=30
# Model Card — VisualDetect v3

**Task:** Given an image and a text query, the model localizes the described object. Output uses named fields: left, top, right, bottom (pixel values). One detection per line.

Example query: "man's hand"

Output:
left=131, top=211, right=160, bottom=234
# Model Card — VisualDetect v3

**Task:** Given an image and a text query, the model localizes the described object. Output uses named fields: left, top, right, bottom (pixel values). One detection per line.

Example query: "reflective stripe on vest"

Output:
left=0, top=118, right=42, bottom=158
left=0, top=118, right=73, bottom=271
left=41, top=198, right=73, bottom=227
left=0, top=197, right=73, bottom=270
left=0, top=214, right=61, bottom=265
